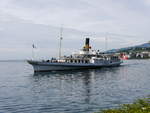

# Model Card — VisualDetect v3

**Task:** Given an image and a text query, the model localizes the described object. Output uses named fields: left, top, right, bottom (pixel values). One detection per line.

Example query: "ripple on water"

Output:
left=0, top=60, right=150, bottom=113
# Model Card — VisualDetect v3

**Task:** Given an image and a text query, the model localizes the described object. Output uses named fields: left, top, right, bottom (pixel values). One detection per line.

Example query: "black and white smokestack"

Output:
left=85, top=38, right=90, bottom=46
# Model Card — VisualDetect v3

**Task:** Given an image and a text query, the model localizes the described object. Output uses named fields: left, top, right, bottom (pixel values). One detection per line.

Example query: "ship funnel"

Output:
left=85, top=38, right=89, bottom=46
left=83, top=38, right=91, bottom=51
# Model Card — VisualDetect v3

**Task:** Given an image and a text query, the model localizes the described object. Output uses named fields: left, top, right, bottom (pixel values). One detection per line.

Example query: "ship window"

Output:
left=70, top=60, right=73, bottom=63
left=78, top=60, right=80, bottom=63
left=75, top=60, right=77, bottom=63
left=85, top=60, right=88, bottom=63
left=82, top=60, right=84, bottom=63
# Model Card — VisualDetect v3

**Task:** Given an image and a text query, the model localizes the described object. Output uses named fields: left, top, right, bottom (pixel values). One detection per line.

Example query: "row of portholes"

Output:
left=66, top=60, right=89, bottom=63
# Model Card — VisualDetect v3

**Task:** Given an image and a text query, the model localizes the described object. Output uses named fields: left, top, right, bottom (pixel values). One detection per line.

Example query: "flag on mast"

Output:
left=32, top=44, right=37, bottom=60
left=32, top=44, right=36, bottom=49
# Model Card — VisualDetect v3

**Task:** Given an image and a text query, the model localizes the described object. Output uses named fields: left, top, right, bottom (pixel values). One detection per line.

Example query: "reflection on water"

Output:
left=0, top=60, right=150, bottom=113
left=29, top=68, right=122, bottom=112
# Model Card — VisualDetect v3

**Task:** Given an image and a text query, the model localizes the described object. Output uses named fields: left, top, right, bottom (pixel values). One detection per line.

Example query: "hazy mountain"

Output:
left=107, top=42, right=150, bottom=53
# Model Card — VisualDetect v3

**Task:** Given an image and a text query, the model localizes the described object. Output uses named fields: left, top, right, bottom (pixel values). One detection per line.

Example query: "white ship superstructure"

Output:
left=27, top=38, right=122, bottom=72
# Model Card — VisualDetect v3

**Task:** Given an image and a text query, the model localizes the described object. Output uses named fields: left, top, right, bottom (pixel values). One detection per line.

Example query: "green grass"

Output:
left=96, top=97, right=150, bottom=113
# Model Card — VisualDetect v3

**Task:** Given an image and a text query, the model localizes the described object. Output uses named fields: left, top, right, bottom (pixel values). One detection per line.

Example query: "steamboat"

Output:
left=27, top=38, right=122, bottom=72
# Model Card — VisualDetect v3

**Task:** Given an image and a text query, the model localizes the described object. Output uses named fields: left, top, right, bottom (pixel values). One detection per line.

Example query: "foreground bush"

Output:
left=96, top=97, right=150, bottom=113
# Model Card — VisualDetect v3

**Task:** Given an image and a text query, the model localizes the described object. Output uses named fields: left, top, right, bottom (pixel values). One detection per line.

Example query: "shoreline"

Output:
left=95, top=96, right=150, bottom=113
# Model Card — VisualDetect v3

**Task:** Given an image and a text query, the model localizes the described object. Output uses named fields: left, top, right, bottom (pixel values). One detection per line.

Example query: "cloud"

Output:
left=0, top=0, right=150, bottom=59
left=144, top=0, right=150, bottom=5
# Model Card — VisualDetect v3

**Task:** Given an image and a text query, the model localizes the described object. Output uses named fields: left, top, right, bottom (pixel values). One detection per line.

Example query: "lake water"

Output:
left=0, top=60, right=150, bottom=113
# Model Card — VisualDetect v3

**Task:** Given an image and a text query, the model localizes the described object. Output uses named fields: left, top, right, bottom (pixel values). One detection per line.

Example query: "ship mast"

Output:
left=105, top=32, right=108, bottom=51
left=59, top=26, right=63, bottom=59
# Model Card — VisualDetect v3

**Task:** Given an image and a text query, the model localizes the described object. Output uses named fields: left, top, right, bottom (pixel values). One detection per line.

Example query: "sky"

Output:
left=0, top=0, right=150, bottom=60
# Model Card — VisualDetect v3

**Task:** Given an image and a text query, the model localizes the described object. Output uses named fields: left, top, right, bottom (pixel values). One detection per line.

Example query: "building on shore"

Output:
left=119, top=51, right=150, bottom=59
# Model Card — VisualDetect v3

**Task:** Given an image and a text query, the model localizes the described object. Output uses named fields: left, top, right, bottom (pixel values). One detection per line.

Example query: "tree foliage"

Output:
left=96, top=97, right=150, bottom=113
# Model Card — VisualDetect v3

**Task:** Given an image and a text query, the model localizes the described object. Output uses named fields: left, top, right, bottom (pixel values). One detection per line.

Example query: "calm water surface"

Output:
left=0, top=60, right=150, bottom=113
